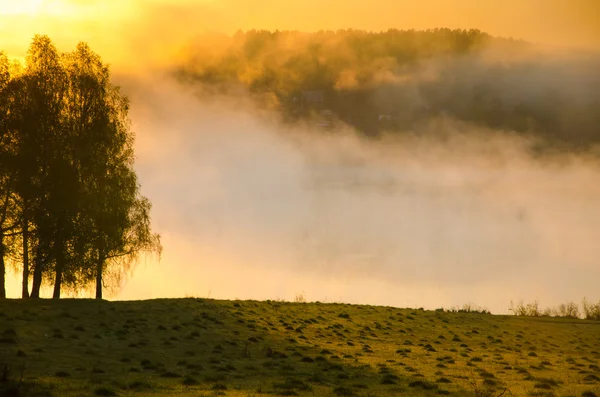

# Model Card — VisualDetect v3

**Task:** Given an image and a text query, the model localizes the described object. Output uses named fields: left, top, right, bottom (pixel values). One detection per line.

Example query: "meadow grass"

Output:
left=0, top=298, right=599, bottom=396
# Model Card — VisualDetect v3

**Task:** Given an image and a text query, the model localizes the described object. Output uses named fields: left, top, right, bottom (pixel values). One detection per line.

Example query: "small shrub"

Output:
left=510, top=300, right=542, bottom=316
left=409, top=380, right=438, bottom=390
left=381, top=374, right=398, bottom=384
left=127, top=380, right=152, bottom=391
left=182, top=376, right=199, bottom=386
left=558, top=302, right=580, bottom=318
left=583, top=374, right=600, bottom=383
left=94, top=387, right=117, bottom=396
left=160, top=371, right=181, bottom=378
left=483, top=379, right=497, bottom=386
left=333, top=386, right=354, bottom=396
left=273, top=378, right=310, bottom=391
left=582, top=298, right=600, bottom=320
left=294, top=292, right=306, bottom=303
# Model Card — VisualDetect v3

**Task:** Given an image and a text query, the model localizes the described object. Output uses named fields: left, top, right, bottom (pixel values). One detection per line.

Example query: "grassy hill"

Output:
left=0, top=299, right=599, bottom=396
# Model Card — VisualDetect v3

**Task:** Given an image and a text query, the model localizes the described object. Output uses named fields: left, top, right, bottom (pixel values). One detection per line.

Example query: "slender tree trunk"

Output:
left=0, top=189, right=9, bottom=299
left=95, top=257, right=103, bottom=300
left=52, top=250, right=63, bottom=299
left=0, top=240, right=6, bottom=299
left=30, top=248, right=43, bottom=298
left=31, top=268, right=43, bottom=298
left=22, top=216, right=29, bottom=298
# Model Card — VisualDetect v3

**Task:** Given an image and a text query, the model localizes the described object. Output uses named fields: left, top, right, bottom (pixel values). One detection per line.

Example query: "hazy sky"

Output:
left=2, top=0, right=600, bottom=311
left=1, top=0, right=599, bottom=65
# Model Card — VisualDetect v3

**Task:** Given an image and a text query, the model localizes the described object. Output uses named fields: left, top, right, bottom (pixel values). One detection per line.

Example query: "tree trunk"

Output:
left=52, top=251, right=63, bottom=299
left=0, top=240, right=6, bottom=299
left=30, top=249, right=43, bottom=298
left=52, top=226, right=65, bottom=299
left=95, top=257, right=103, bottom=300
left=22, top=216, right=29, bottom=298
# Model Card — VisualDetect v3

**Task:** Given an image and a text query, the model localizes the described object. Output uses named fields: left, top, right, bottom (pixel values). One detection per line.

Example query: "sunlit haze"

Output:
left=2, top=0, right=600, bottom=313
left=2, top=0, right=599, bottom=64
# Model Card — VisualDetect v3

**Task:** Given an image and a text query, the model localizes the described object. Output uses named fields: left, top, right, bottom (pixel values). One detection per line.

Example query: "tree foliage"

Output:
left=0, top=35, right=161, bottom=299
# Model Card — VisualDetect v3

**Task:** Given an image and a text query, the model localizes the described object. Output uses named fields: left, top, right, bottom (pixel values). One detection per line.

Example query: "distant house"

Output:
left=302, top=90, right=324, bottom=103
left=296, top=90, right=325, bottom=111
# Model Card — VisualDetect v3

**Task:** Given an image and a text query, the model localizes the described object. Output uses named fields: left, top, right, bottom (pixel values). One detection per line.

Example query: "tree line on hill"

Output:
left=436, top=299, right=600, bottom=320
left=177, top=28, right=599, bottom=148
left=509, top=299, right=600, bottom=320
left=0, top=35, right=161, bottom=300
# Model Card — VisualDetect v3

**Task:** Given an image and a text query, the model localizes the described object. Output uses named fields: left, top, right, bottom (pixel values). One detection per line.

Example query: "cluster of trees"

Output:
left=0, top=35, right=161, bottom=300
left=177, top=28, right=599, bottom=147
left=179, top=28, right=498, bottom=93
left=435, top=303, right=491, bottom=315
left=509, top=299, right=600, bottom=320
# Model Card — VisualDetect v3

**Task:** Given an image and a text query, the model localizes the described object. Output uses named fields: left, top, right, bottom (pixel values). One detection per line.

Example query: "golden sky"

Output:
left=1, top=0, right=598, bottom=66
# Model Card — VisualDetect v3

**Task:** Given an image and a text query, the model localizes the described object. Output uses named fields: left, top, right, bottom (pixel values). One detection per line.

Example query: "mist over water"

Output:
left=78, top=69, right=597, bottom=314
left=4, top=26, right=600, bottom=313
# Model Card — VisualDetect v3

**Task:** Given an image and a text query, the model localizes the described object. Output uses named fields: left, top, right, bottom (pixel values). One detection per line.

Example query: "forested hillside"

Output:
left=176, top=29, right=599, bottom=147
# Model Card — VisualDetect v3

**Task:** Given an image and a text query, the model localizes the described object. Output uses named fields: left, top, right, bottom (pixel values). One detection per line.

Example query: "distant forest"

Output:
left=176, top=28, right=600, bottom=148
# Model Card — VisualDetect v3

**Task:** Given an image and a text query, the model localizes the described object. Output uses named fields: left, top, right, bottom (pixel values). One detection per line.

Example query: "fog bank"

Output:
left=99, top=74, right=600, bottom=313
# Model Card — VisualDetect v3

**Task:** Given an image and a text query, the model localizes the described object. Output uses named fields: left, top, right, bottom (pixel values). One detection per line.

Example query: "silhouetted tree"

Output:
left=0, top=52, right=11, bottom=298
left=0, top=52, right=22, bottom=299
left=0, top=36, right=160, bottom=298
left=18, top=36, right=70, bottom=298
left=61, top=43, right=161, bottom=299
left=4, top=60, right=34, bottom=299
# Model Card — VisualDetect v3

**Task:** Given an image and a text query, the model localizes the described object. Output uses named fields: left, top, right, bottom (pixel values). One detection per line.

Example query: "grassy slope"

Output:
left=0, top=299, right=599, bottom=397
